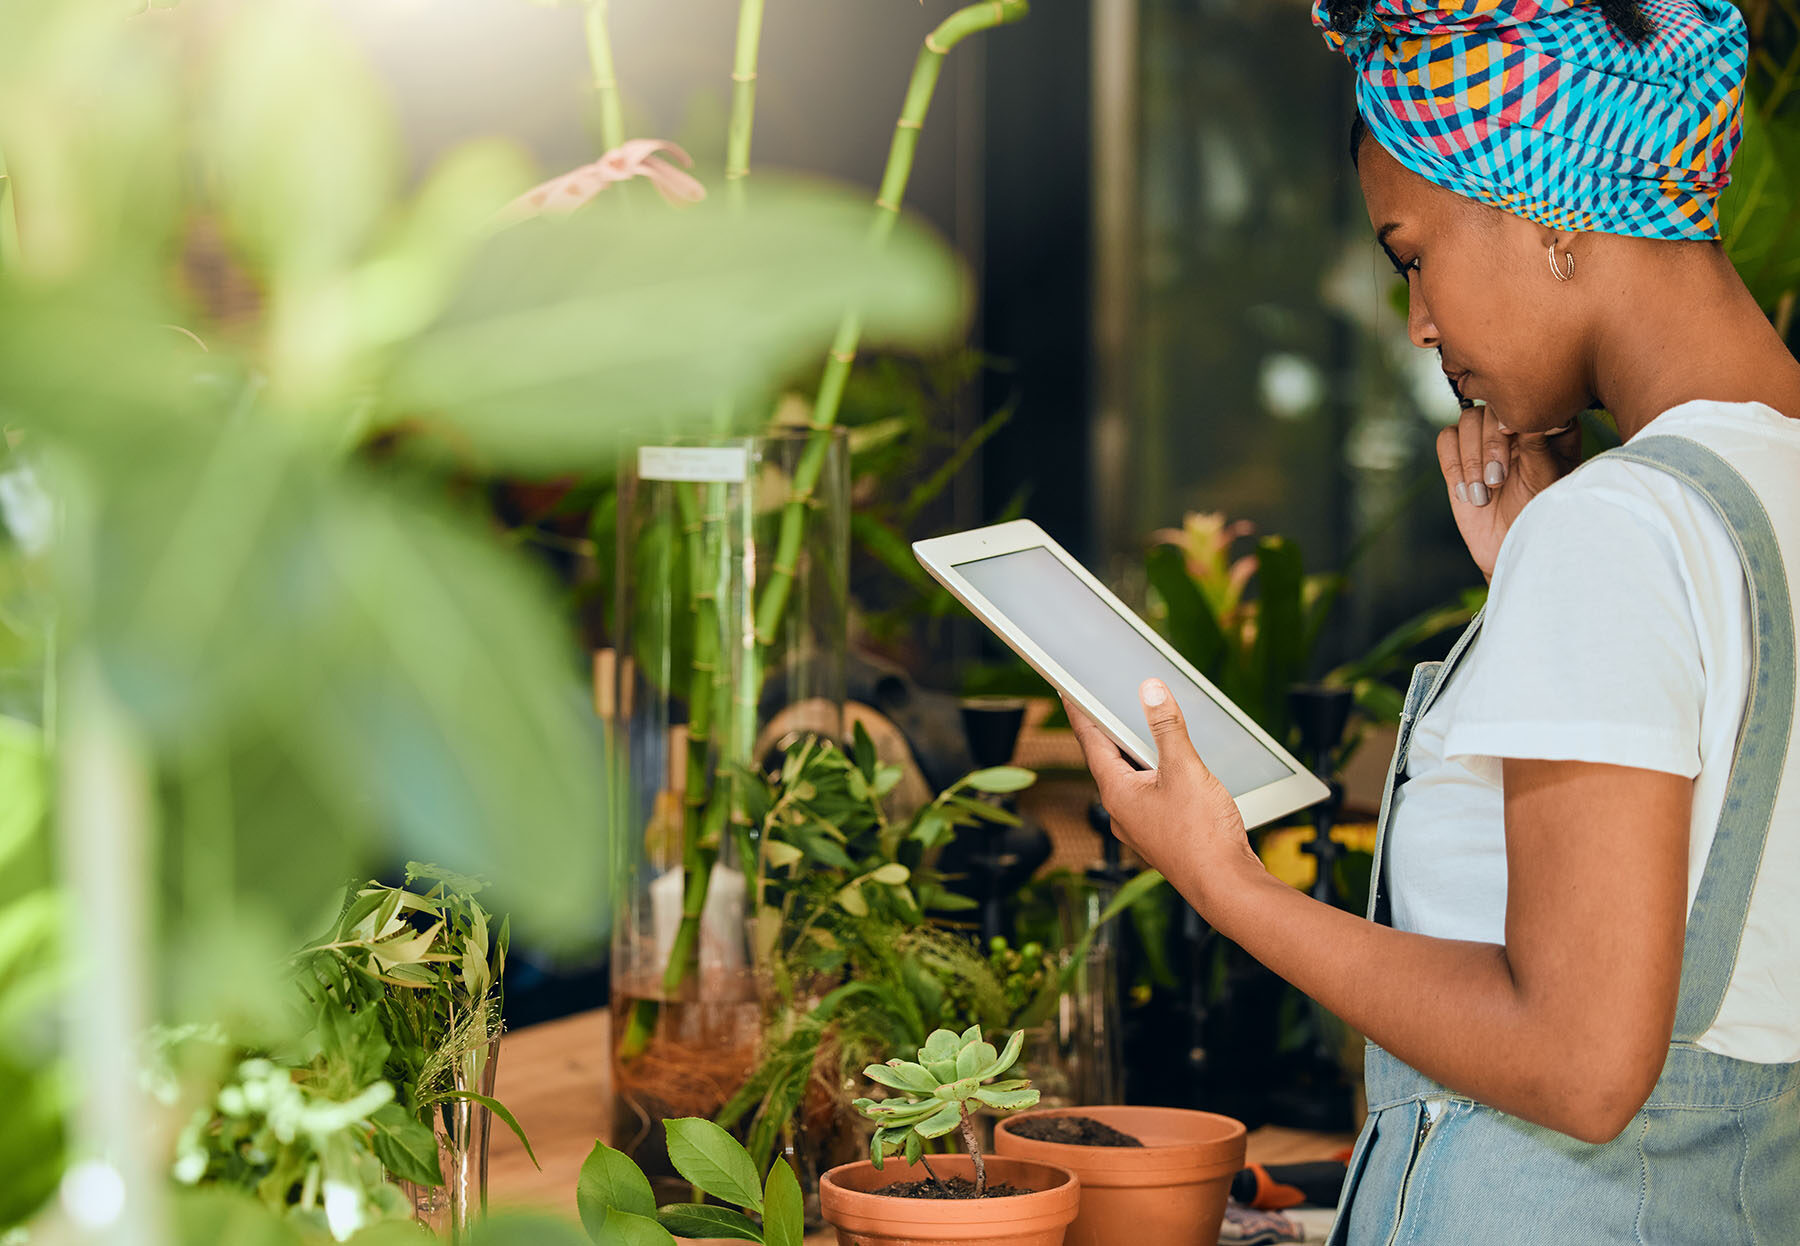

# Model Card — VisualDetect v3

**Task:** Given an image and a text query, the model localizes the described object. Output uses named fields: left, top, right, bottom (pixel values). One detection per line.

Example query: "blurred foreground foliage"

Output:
left=0, top=0, right=963, bottom=1233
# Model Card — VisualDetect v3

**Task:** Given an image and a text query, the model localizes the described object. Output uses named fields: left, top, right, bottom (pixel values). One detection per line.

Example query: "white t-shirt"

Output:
left=1386, top=399, right=1800, bottom=1064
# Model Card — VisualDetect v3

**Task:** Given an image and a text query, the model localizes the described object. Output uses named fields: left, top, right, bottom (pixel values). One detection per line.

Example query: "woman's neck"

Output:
left=1589, top=249, right=1800, bottom=440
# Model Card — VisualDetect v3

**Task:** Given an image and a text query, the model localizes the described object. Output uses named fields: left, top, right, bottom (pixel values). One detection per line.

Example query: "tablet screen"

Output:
left=954, top=546, right=1294, bottom=796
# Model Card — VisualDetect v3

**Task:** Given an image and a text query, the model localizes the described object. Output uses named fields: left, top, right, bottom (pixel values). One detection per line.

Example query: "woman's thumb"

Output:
left=1140, top=680, right=1195, bottom=768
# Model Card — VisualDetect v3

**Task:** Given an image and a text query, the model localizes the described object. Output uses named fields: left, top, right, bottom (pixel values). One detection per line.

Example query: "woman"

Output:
left=1065, top=0, right=1800, bottom=1239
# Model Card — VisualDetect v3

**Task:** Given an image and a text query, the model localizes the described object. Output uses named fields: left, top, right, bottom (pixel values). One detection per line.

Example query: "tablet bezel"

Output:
left=913, top=519, right=1329, bottom=830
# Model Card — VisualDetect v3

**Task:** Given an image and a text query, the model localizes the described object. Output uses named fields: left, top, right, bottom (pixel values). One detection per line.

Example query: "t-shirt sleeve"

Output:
left=1439, top=475, right=1707, bottom=777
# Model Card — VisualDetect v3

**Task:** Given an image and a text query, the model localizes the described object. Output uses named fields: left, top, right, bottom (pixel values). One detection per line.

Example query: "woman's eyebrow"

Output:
left=1376, top=222, right=1403, bottom=247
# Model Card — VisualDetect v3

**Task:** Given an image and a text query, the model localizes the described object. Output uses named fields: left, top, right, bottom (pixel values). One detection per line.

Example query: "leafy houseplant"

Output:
left=600, top=0, right=1035, bottom=1093
left=170, top=867, right=538, bottom=1241
left=817, top=1028, right=1077, bottom=1246
left=854, top=1026, right=1038, bottom=1197
left=717, top=727, right=1162, bottom=1191
left=296, top=867, right=536, bottom=1235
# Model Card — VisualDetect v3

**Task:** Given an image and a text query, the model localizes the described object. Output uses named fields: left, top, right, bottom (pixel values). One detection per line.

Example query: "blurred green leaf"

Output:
left=1249, top=537, right=1304, bottom=742
left=1721, top=104, right=1800, bottom=314
left=383, top=181, right=966, bottom=471
left=1146, top=544, right=1227, bottom=677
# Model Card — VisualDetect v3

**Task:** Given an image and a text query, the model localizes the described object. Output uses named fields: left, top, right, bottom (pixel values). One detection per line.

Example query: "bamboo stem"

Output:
left=644, top=0, right=1030, bottom=1038
left=754, top=0, right=1028, bottom=644
left=725, top=0, right=768, bottom=209
left=60, top=658, right=166, bottom=1246
left=584, top=0, right=627, bottom=153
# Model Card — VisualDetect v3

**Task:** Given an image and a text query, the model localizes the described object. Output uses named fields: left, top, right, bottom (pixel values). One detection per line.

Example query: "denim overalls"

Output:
left=1328, top=437, right=1800, bottom=1245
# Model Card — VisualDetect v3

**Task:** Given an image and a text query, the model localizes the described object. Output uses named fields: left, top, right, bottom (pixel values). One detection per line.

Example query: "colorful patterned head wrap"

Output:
left=1313, top=0, right=1749, bottom=239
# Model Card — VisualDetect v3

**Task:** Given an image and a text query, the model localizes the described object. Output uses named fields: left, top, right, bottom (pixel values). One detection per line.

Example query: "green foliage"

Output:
left=576, top=1126, right=802, bottom=1246
left=171, top=869, right=535, bottom=1237
left=1144, top=515, right=1479, bottom=756
left=1723, top=0, right=1800, bottom=338
left=169, top=1052, right=413, bottom=1241
left=852, top=1025, right=1037, bottom=1175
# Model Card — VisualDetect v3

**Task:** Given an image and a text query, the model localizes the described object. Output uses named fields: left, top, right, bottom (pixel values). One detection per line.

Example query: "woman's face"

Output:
left=1356, top=136, right=1594, bottom=432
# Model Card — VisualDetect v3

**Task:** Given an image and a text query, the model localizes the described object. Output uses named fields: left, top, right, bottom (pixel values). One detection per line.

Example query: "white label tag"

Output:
left=637, top=446, right=749, bottom=483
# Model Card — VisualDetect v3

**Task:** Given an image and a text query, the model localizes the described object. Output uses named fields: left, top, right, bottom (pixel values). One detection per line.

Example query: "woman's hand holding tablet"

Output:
left=912, top=520, right=1328, bottom=830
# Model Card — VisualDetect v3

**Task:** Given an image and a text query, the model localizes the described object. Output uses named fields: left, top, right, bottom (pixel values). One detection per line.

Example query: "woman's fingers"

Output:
left=1436, top=423, right=1467, bottom=505
left=1456, top=406, right=1491, bottom=506
left=1480, top=406, right=1508, bottom=490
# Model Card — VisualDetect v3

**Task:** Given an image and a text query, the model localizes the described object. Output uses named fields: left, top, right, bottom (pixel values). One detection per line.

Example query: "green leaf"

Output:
left=835, top=881, right=869, bottom=917
left=762, top=1160, right=803, bottom=1246
left=434, top=1090, right=539, bottom=1170
left=371, top=1103, right=442, bottom=1186
left=984, top=1029, right=1025, bottom=1081
left=962, top=766, right=1035, bottom=794
left=1145, top=544, right=1227, bottom=677
left=1248, top=536, right=1305, bottom=741
left=762, top=839, right=804, bottom=871
left=973, top=1087, right=1040, bottom=1111
left=867, top=863, right=910, bottom=886
left=470, top=1212, right=600, bottom=1246
left=956, top=1040, right=997, bottom=1080
left=915, top=1100, right=965, bottom=1139
left=579, top=1142, right=657, bottom=1239
left=664, top=1117, right=764, bottom=1213
left=654, top=1205, right=762, bottom=1243
left=863, top=1060, right=938, bottom=1093
left=591, top=1209, right=678, bottom=1246
left=383, top=180, right=964, bottom=472
left=903, top=1128, right=924, bottom=1166
left=175, top=1189, right=307, bottom=1246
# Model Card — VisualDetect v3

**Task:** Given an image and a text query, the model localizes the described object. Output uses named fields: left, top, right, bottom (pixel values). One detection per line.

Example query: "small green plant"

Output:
left=576, top=1117, right=802, bottom=1246
left=853, top=1025, right=1038, bottom=1196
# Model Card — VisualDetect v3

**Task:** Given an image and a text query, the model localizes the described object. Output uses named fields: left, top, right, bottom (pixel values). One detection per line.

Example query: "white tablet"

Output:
left=914, top=520, right=1329, bottom=830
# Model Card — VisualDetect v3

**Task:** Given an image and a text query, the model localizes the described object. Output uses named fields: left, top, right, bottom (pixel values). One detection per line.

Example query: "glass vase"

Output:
left=610, top=428, right=849, bottom=1203
left=399, top=1038, right=499, bottom=1243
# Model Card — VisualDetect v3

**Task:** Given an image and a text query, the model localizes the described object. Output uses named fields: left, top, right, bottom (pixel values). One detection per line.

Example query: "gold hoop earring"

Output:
left=1548, top=244, right=1576, bottom=282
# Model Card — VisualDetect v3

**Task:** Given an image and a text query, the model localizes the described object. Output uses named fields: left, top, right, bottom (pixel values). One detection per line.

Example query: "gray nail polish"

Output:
left=1485, top=461, right=1505, bottom=487
left=1470, top=481, right=1490, bottom=506
left=1455, top=482, right=1469, bottom=504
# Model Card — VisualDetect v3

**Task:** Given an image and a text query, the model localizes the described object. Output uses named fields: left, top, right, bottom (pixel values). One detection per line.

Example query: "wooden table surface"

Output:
left=489, top=1007, right=1354, bottom=1229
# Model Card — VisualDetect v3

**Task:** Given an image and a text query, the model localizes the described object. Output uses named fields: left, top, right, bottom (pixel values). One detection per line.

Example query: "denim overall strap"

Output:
left=1364, top=610, right=1486, bottom=924
left=1603, top=436, right=1797, bottom=1042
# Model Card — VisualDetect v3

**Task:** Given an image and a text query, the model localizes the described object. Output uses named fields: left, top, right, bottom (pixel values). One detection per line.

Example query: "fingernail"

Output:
left=1142, top=679, right=1168, bottom=707
left=1455, top=482, right=1469, bottom=504
left=1469, top=481, right=1490, bottom=506
left=1485, top=461, right=1505, bottom=487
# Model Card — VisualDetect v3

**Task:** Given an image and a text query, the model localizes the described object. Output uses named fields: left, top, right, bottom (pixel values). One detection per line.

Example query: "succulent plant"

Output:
left=852, top=1024, right=1038, bottom=1195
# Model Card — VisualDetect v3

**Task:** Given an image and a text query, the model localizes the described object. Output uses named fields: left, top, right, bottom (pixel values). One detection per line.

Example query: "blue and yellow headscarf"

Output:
left=1313, top=0, right=1750, bottom=240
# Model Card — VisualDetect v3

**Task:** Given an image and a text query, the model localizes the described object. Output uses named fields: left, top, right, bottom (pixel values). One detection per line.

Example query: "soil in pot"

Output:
left=1005, top=1116, right=1142, bottom=1148
left=877, top=1177, right=1030, bottom=1199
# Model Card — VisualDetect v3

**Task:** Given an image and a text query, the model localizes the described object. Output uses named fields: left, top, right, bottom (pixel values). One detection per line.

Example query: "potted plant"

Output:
left=817, top=1026, right=1078, bottom=1246
left=993, top=1107, right=1245, bottom=1246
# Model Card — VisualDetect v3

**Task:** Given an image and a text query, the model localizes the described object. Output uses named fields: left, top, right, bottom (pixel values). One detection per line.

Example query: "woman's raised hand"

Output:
left=1437, top=404, right=1582, bottom=580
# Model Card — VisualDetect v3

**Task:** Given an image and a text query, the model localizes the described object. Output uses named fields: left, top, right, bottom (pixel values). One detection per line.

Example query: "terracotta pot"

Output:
left=819, top=1153, right=1079, bottom=1246
left=994, top=1107, right=1246, bottom=1246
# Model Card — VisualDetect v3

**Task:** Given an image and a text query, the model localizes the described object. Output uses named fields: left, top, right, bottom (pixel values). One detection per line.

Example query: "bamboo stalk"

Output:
left=754, top=0, right=1028, bottom=647
left=584, top=0, right=627, bottom=153
left=60, top=659, right=166, bottom=1246
left=637, top=0, right=1030, bottom=1048
left=725, top=0, right=769, bottom=209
